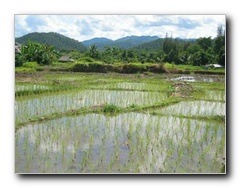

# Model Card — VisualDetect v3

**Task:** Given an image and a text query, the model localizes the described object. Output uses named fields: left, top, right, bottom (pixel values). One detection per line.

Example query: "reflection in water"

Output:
left=91, top=82, right=166, bottom=91
left=15, top=84, right=50, bottom=91
left=15, top=113, right=225, bottom=173
left=170, top=75, right=225, bottom=82
left=15, top=90, right=167, bottom=124
left=155, top=101, right=225, bottom=116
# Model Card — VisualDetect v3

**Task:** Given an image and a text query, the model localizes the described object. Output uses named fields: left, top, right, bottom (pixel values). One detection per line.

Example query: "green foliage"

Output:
left=15, top=53, right=26, bottom=67
left=213, top=36, right=225, bottom=66
left=191, top=49, right=214, bottom=66
left=68, top=51, right=85, bottom=60
left=128, top=104, right=138, bottom=108
left=15, top=67, right=37, bottom=73
left=131, top=38, right=165, bottom=52
left=22, top=62, right=40, bottom=69
left=196, top=37, right=212, bottom=51
left=15, top=26, right=225, bottom=69
left=121, top=63, right=147, bottom=73
left=71, top=62, right=108, bottom=73
left=146, top=63, right=166, bottom=73
left=103, top=104, right=120, bottom=113
left=89, top=45, right=99, bottom=59
left=80, top=57, right=95, bottom=62
left=71, top=62, right=167, bottom=74
left=15, top=40, right=59, bottom=66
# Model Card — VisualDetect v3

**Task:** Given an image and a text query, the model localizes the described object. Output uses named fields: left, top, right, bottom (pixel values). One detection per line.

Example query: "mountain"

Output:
left=111, top=36, right=159, bottom=49
left=131, top=38, right=165, bottom=52
left=82, top=35, right=159, bottom=50
left=131, top=37, right=196, bottom=52
left=82, top=37, right=113, bottom=50
left=15, top=32, right=87, bottom=52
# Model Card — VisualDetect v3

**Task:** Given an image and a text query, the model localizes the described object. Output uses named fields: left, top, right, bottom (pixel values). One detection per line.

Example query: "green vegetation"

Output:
left=15, top=40, right=59, bottom=67
left=15, top=72, right=225, bottom=173
left=103, top=104, right=121, bottom=113
left=15, top=32, right=87, bottom=52
left=15, top=25, right=225, bottom=72
left=15, top=25, right=225, bottom=174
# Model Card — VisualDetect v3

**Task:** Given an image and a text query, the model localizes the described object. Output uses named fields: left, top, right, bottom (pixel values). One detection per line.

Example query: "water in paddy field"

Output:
left=15, top=74, right=226, bottom=173
left=91, top=82, right=167, bottom=91
left=15, top=84, right=50, bottom=91
left=154, top=101, right=225, bottom=117
left=169, top=75, right=225, bottom=82
left=15, top=113, right=225, bottom=173
left=15, top=90, right=167, bottom=124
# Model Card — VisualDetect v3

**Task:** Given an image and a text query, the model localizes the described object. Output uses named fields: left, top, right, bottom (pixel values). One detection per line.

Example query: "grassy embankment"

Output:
left=15, top=61, right=225, bottom=75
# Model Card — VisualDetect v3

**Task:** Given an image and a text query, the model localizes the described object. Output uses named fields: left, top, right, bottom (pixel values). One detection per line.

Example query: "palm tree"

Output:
left=89, top=45, right=98, bottom=59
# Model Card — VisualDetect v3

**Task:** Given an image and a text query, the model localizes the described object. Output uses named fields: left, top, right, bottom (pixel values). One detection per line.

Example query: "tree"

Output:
left=217, top=24, right=224, bottom=37
left=191, top=49, right=214, bottom=66
left=214, top=24, right=225, bottom=66
left=196, top=37, right=212, bottom=51
left=89, top=45, right=99, bottom=59
left=15, top=40, right=59, bottom=66
left=176, top=51, right=190, bottom=65
left=121, top=50, right=128, bottom=62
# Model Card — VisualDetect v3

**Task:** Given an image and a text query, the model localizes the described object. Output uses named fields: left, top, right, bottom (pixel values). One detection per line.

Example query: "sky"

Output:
left=15, top=15, right=226, bottom=42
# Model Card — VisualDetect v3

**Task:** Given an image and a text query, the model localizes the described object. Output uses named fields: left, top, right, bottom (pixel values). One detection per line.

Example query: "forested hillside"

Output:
left=82, top=35, right=159, bottom=50
left=82, top=37, right=113, bottom=50
left=15, top=32, right=87, bottom=52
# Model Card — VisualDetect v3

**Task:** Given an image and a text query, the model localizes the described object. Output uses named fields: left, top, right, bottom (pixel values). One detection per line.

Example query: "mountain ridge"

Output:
left=15, top=32, right=87, bottom=52
left=82, top=35, right=159, bottom=50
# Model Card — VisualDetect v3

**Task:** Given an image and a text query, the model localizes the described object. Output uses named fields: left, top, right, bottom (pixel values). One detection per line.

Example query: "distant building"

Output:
left=205, top=64, right=224, bottom=69
left=59, top=56, right=74, bottom=62
left=15, top=42, right=22, bottom=53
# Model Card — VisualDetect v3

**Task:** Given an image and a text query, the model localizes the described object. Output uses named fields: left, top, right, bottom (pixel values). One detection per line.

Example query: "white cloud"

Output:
left=15, top=15, right=226, bottom=41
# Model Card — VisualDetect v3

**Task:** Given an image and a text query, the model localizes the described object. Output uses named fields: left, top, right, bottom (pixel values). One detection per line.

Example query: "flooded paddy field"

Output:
left=15, top=72, right=226, bottom=174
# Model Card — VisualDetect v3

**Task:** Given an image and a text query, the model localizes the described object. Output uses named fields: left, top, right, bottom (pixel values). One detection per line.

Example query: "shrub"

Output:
left=71, top=62, right=110, bottom=73
left=15, top=67, right=36, bottom=73
left=22, top=62, right=40, bottom=69
left=71, top=62, right=89, bottom=72
left=103, top=104, right=120, bottom=113
left=146, top=63, right=166, bottom=73
left=80, top=57, right=94, bottom=62
left=194, top=70, right=225, bottom=75
left=15, top=40, right=59, bottom=66
left=121, top=63, right=147, bottom=73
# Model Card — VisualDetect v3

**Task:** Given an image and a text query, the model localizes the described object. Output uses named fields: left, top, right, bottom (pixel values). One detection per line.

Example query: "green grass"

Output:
left=15, top=67, right=37, bottom=73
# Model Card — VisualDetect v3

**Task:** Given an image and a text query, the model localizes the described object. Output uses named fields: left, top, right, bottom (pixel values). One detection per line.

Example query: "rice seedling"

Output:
left=15, top=73, right=225, bottom=173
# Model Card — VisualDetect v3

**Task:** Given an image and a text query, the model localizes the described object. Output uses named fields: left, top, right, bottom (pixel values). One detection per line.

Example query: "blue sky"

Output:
left=15, top=15, right=225, bottom=41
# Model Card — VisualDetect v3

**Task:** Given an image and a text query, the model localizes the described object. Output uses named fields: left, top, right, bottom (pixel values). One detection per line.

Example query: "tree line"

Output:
left=15, top=25, right=225, bottom=67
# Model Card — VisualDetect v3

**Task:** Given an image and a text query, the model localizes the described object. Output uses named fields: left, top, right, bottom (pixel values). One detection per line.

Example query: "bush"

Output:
left=146, top=63, right=166, bottom=73
left=72, top=63, right=89, bottom=72
left=103, top=104, right=120, bottom=113
left=71, top=62, right=109, bottom=73
left=15, top=40, right=59, bottom=66
left=71, top=62, right=170, bottom=74
left=15, top=67, right=37, bottom=73
left=121, top=63, right=147, bottom=73
left=80, top=57, right=94, bottom=62
left=22, top=62, right=40, bottom=69
left=194, top=70, right=225, bottom=75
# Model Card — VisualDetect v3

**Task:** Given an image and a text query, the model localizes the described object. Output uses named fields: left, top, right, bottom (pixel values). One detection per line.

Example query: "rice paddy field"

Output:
left=15, top=72, right=226, bottom=174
